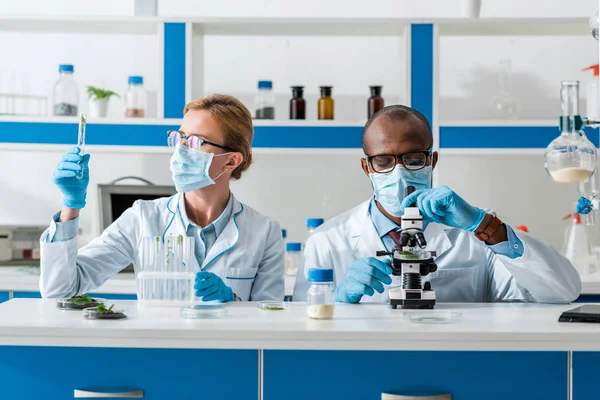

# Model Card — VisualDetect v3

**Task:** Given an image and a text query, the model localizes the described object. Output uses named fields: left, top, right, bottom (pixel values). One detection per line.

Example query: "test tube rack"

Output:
left=137, top=235, right=197, bottom=307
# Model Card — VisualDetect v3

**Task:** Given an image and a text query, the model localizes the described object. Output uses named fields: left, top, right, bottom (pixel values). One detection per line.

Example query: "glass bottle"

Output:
left=318, top=86, right=334, bottom=120
left=368, top=86, right=384, bottom=118
left=290, top=86, right=305, bottom=120
left=125, top=76, right=146, bottom=118
left=255, top=80, right=275, bottom=119
left=284, top=242, right=302, bottom=276
left=53, top=64, right=78, bottom=116
left=489, top=59, right=520, bottom=119
left=306, top=268, right=335, bottom=320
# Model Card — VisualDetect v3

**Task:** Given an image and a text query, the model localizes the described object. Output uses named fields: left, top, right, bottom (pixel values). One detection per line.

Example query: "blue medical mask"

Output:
left=369, top=166, right=432, bottom=217
left=169, top=144, right=229, bottom=193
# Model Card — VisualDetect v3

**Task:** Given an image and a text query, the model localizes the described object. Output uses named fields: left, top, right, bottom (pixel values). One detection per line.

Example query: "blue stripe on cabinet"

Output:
left=410, top=24, right=434, bottom=127
left=440, top=126, right=600, bottom=149
left=0, top=122, right=363, bottom=148
left=164, top=23, right=187, bottom=119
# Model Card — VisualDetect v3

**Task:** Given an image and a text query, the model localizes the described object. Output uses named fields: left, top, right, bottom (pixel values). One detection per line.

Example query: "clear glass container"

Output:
left=180, top=304, right=227, bottom=319
left=306, top=218, right=324, bottom=238
left=590, top=9, right=599, bottom=40
left=83, top=307, right=127, bottom=320
left=52, top=64, right=78, bottom=116
left=489, top=59, right=519, bottom=119
left=255, top=80, right=275, bottom=119
left=257, top=301, right=287, bottom=311
left=284, top=242, right=302, bottom=276
left=306, top=268, right=335, bottom=320
left=125, top=76, right=146, bottom=118
left=404, top=311, right=462, bottom=324
left=57, top=296, right=105, bottom=311
left=545, top=81, right=597, bottom=184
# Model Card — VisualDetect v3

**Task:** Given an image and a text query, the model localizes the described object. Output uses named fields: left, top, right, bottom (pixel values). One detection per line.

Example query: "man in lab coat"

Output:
left=293, top=105, right=581, bottom=304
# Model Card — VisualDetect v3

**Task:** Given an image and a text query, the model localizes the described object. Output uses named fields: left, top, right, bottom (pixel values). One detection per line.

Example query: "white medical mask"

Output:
left=369, top=166, right=432, bottom=217
left=169, top=144, right=230, bottom=193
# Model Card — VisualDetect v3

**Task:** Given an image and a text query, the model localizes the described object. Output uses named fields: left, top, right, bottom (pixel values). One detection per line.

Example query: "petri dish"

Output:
left=394, top=250, right=433, bottom=260
left=57, top=297, right=105, bottom=311
left=403, top=311, right=462, bottom=324
left=83, top=307, right=127, bottom=320
left=180, top=304, right=228, bottom=319
left=257, top=301, right=287, bottom=311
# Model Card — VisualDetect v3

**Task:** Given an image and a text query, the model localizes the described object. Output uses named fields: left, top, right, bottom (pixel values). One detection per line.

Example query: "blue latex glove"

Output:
left=335, top=257, right=393, bottom=303
left=194, top=271, right=234, bottom=302
left=52, top=147, right=90, bottom=209
left=577, top=197, right=593, bottom=215
left=401, top=186, right=486, bottom=232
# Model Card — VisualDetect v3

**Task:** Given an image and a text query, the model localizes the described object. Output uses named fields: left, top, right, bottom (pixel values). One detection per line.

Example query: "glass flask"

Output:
left=590, top=9, right=599, bottom=40
left=318, top=86, right=334, bottom=120
left=545, top=81, right=597, bottom=185
left=489, top=59, right=520, bottom=119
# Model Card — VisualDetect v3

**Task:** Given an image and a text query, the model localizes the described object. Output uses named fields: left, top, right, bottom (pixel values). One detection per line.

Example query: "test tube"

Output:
left=76, top=114, right=87, bottom=180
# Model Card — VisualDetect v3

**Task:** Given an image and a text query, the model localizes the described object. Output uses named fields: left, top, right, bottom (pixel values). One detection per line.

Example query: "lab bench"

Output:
left=0, top=300, right=598, bottom=399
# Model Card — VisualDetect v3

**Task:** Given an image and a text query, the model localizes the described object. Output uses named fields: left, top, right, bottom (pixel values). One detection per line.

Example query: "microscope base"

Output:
left=390, top=298, right=435, bottom=310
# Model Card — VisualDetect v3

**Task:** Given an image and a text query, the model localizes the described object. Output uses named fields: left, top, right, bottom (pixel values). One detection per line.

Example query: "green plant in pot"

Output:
left=87, top=86, right=119, bottom=118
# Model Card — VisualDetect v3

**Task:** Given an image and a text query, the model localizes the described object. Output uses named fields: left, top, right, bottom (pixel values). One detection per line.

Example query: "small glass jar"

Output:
left=306, top=218, right=324, bottom=239
left=290, top=86, right=305, bottom=120
left=255, top=80, right=275, bottom=119
left=318, top=86, right=334, bottom=120
left=53, top=64, right=79, bottom=116
left=125, top=76, right=146, bottom=118
left=306, top=268, right=335, bottom=320
left=368, top=85, right=384, bottom=118
left=284, top=242, right=302, bottom=276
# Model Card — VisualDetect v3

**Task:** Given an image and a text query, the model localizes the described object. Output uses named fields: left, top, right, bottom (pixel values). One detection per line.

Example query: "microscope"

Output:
left=377, top=186, right=438, bottom=309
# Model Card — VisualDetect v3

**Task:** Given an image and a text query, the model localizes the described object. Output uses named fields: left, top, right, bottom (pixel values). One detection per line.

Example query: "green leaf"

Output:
left=86, top=86, right=120, bottom=100
left=68, top=294, right=94, bottom=305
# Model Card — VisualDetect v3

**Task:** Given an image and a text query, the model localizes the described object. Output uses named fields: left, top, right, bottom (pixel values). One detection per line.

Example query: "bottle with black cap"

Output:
left=368, top=85, right=384, bottom=118
left=318, top=86, right=334, bottom=120
left=289, top=86, right=305, bottom=120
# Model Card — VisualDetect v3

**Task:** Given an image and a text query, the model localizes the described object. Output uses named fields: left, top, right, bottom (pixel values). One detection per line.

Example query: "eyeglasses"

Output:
left=365, top=149, right=433, bottom=173
left=167, top=130, right=234, bottom=152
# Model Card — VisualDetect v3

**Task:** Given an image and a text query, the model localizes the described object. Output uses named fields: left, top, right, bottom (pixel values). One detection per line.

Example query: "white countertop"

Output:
left=0, top=267, right=296, bottom=297
left=0, top=299, right=599, bottom=351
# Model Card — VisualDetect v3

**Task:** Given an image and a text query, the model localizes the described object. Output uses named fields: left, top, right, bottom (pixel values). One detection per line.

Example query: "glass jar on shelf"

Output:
left=489, top=59, right=520, bottom=119
left=284, top=242, right=302, bottom=276
left=255, top=80, right=275, bottom=119
left=53, top=64, right=78, bottom=116
left=125, top=76, right=146, bottom=118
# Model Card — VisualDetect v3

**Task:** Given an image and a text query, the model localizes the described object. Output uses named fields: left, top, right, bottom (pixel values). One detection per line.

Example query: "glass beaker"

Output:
left=489, top=59, right=520, bottom=119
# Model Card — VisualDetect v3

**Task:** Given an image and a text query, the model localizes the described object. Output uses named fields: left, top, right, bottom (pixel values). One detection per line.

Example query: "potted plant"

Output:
left=56, top=293, right=104, bottom=310
left=87, top=86, right=119, bottom=118
left=83, top=302, right=127, bottom=320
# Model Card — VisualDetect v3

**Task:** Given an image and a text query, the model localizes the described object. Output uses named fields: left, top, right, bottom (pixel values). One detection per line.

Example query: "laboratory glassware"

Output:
left=368, top=86, right=384, bottom=118
left=180, top=304, right=227, bottom=319
left=544, top=81, right=597, bottom=185
left=284, top=242, right=302, bottom=276
left=307, top=218, right=324, bottom=239
left=289, top=86, right=305, bottom=120
left=489, top=59, right=520, bottom=119
left=83, top=306, right=127, bottom=320
left=583, top=64, right=600, bottom=120
left=125, top=76, right=146, bottom=118
left=137, top=235, right=197, bottom=307
left=56, top=296, right=105, bottom=310
left=257, top=301, right=287, bottom=310
left=53, top=64, right=78, bottom=116
left=318, top=86, right=334, bottom=120
left=562, top=213, right=596, bottom=276
left=590, top=9, right=599, bottom=40
left=76, top=114, right=87, bottom=180
left=255, top=80, right=275, bottom=119
left=404, top=311, right=462, bottom=324
left=306, top=268, right=335, bottom=319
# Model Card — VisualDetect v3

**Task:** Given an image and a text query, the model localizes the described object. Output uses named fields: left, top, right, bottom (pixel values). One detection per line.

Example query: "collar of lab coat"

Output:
left=346, top=199, right=452, bottom=259
left=167, top=193, right=244, bottom=269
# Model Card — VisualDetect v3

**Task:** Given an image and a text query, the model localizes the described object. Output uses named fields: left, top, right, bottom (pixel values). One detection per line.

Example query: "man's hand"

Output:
left=400, top=186, right=486, bottom=232
left=335, top=257, right=393, bottom=303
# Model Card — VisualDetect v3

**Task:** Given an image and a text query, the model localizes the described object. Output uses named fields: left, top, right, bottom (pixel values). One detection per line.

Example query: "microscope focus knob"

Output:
left=424, top=281, right=432, bottom=291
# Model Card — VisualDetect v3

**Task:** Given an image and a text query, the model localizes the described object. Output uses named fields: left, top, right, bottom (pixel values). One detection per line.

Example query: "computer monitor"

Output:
left=98, top=184, right=177, bottom=232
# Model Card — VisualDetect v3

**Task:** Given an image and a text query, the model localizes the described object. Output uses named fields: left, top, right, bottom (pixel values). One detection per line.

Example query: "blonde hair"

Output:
left=183, top=94, right=253, bottom=179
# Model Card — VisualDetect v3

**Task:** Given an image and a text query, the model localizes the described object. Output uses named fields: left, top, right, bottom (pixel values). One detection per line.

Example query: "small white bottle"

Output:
left=306, top=218, right=324, bottom=239
left=584, top=64, right=600, bottom=120
left=254, top=80, right=275, bottom=119
left=284, top=242, right=302, bottom=276
left=125, top=76, right=146, bottom=118
left=306, top=268, right=335, bottom=320
left=52, top=64, right=79, bottom=116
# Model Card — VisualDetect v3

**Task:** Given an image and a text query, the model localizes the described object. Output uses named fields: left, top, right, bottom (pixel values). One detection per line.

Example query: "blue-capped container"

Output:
left=285, top=242, right=302, bottom=276
left=306, top=218, right=325, bottom=247
left=254, top=80, right=275, bottom=120
left=53, top=64, right=78, bottom=116
left=125, top=75, right=146, bottom=118
left=306, top=268, right=335, bottom=319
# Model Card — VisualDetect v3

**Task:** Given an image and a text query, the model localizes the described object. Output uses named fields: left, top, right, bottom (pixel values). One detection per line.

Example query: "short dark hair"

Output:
left=363, top=105, right=433, bottom=149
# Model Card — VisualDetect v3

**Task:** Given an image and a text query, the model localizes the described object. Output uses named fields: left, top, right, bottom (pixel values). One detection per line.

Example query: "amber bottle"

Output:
left=290, top=86, right=306, bottom=120
left=318, top=86, right=334, bottom=120
left=368, top=86, right=384, bottom=118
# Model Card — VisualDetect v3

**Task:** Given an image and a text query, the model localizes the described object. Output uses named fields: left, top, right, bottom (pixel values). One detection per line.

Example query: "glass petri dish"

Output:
left=394, top=250, right=433, bottom=261
left=83, top=307, right=127, bottom=320
left=403, top=311, right=462, bottom=324
left=57, top=297, right=105, bottom=311
left=180, top=304, right=228, bottom=319
left=257, top=301, right=287, bottom=311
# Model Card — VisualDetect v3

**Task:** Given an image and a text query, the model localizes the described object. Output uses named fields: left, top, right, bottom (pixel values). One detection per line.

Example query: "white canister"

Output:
left=460, top=0, right=481, bottom=18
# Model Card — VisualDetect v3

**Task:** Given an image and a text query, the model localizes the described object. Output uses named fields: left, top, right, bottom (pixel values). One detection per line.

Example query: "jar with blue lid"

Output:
left=306, top=268, right=335, bottom=319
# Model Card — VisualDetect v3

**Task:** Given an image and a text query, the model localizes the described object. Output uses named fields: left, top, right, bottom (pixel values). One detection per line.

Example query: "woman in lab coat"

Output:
left=40, top=94, right=284, bottom=301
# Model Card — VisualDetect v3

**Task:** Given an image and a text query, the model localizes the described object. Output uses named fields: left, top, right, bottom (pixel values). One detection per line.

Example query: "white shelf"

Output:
left=440, top=148, right=545, bottom=156
left=0, top=16, right=160, bottom=34
left=440, top=120, right=556, bottom=127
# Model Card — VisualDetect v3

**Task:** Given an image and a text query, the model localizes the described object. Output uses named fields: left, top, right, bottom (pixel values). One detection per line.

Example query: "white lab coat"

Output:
left=40, top=194, right=285, bottom=301
left=293, top=199, right=581, bottom=303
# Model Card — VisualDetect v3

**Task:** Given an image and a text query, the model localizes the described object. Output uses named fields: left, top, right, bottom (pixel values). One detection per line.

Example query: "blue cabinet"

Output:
left=264, top=350, right=567, bottom=400
left=12, top=291, right=41, bottom=298
left=573, top=352, right=600, bottom=400
left=93, top=293, right=137, bottom=300
left=0, top=346, right=258, bottom=400
left=0, top=292, right=9, bottom=303
left=574, top=295, right=600, bottom=303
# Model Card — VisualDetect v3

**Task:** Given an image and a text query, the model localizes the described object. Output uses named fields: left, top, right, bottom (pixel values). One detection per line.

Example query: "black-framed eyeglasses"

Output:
left=365, top=149, right=433, bottom=173
left=167, top=130, right=234, bottom=152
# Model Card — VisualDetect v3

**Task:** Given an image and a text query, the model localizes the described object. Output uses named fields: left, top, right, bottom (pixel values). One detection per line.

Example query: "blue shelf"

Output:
left=440, top=125, right=600, bottom=149
left=0, top=121, right=364, bottom=149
